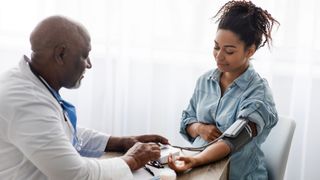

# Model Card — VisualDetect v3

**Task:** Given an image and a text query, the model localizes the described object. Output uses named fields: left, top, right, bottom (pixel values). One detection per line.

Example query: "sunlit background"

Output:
left=1, top=0, right=319, bottom=179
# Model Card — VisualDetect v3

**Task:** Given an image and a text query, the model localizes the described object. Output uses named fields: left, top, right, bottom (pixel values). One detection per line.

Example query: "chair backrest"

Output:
left=261, top=116, right=296, bottom=180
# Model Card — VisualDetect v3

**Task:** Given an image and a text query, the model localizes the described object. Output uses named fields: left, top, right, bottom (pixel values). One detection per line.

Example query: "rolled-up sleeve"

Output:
left=180, top=109, right=198, bottom=142
left=77, top=127, right=109, bottom=157
left=237, top=98, right=278, bottom=135
left=179, top=81, right=199, bottom=143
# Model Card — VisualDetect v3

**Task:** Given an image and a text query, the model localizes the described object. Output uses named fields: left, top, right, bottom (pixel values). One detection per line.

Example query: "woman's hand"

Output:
left=197, top=123, right=222, bottom=142
left=187, top=123, right=222, bottom=142
left=168, top=141, right=231, bottom=174
left=167, top=154, right=197, bottom=173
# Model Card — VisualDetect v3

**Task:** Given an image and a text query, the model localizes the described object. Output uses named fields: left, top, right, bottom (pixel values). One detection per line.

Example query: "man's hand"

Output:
left=121, top=142, right=161, bottom=171
left=122, top=134, right=169, bottom=152
left=187, top=123, right=222, bottom=142
left=105, top=134, right=169, bottom=152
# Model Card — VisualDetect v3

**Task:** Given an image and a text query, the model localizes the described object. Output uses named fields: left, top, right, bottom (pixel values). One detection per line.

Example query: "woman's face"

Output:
left=213, top=29, right=254, bottom=75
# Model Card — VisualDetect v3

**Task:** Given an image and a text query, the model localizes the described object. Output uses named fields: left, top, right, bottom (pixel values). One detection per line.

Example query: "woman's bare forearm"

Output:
left=193, top=141, right=231, bottom=167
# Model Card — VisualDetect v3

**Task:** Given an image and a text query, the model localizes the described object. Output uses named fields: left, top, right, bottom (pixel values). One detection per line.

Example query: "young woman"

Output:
left=168, top=1, right=279, bottom=179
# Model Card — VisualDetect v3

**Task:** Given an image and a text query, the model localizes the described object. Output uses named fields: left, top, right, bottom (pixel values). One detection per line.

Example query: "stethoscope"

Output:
left=26, top=58, right=83, bottom=151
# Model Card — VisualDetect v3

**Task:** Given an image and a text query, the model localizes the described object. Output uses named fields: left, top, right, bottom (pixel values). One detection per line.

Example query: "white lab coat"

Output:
left=0, top=56, right=133, bottom=180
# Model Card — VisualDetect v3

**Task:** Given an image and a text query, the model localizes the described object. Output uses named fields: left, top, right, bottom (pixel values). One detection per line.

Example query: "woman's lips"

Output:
left=217, top=63, right=228, bottom=66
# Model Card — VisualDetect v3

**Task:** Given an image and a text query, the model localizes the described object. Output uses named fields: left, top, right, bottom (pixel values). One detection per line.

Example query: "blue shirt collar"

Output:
left=207, top=68, right=221, bottom=81
left=234, top=63, right=256, bottom=90
left=207, top=63, right=256, bottom=90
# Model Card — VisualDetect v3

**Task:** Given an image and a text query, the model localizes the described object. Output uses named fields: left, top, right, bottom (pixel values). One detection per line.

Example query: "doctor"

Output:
left=0, top=15, right=168, bottom=180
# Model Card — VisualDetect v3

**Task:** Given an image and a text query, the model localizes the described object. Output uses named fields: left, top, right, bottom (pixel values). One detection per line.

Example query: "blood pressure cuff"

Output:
left=221, top=123, right=253, bottom=153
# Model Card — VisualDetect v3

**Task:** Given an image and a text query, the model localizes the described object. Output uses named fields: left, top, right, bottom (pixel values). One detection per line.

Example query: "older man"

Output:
left=0, top=15, right=168, bottom=179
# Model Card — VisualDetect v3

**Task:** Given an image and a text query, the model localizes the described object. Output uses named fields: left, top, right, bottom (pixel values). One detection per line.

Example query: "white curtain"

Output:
left=1, top=0, right=319, bottom=179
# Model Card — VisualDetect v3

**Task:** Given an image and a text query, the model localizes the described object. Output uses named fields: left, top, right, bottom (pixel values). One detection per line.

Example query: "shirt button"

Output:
left=256, top=103, right=260, bottom=107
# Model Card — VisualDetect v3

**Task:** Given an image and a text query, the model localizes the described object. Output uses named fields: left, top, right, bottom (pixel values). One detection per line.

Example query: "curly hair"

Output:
left=214, top=0, right=279, bottom=50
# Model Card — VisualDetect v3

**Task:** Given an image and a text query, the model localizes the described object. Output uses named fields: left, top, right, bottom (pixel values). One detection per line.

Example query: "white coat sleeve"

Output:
left=76, top=127, right=110, bottom=157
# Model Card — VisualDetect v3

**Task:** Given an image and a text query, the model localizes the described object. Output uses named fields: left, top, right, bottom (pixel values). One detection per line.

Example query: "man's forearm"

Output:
left=105, top=136, right=125, bottom=152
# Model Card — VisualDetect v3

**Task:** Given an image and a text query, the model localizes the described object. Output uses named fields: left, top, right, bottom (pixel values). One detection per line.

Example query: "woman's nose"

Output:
left=214, top=50, right=224, bottom=61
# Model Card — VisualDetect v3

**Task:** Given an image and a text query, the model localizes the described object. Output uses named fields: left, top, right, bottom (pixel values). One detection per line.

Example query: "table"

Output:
left=100, top=150, right=230, bottom=180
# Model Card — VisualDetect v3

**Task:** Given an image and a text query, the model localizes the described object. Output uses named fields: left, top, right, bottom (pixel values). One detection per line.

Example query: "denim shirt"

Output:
left=180, top=63, right=278, bottom=180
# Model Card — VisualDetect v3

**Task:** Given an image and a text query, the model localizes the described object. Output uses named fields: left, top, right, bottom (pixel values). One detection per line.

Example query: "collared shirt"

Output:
left=180, top=63, right=278, bottom=180
left=0, top=56, right=133, bottom=180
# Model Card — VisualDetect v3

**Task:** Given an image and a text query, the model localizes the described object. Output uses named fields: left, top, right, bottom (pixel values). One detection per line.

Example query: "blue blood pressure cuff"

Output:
left=221, top=119, right=254, bottom=153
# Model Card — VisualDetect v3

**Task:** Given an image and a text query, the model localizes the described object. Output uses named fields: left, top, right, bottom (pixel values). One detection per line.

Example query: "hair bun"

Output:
left=213, top=0, right=279, bottom=49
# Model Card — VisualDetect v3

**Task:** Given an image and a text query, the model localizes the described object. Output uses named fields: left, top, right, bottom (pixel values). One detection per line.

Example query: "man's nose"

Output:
left=86, top=57, right=92, bottom=69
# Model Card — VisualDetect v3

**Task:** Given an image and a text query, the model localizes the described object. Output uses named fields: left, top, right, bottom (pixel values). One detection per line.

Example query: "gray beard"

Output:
left=69, top=77, right=82, bottom=89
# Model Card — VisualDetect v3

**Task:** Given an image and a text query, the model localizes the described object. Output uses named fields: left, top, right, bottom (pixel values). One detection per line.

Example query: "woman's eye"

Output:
left=214, top=46, right=220, bottom=50
left=226, top=51, right=234, bottom=55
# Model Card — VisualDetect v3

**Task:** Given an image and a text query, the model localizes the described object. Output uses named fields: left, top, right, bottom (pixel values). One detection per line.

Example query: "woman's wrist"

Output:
left=192, top=156, right=202, bottom=167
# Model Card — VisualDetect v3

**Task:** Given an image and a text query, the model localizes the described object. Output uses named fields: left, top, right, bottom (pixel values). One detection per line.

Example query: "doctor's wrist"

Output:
left=121, top=155, right=138, bottom=171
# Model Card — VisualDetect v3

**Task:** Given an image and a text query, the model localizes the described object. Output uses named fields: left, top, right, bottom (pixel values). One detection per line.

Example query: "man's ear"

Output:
left=53, top=44, right=66, bottom=65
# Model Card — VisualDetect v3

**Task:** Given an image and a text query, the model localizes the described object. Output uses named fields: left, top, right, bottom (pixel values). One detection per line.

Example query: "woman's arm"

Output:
left=169, top=121, right=257, bottom=173
left=168, top=140, right=230, bottom=173
left=187, top=123, right=222, bottom=142
left=193, top=140, right=230, bottom=166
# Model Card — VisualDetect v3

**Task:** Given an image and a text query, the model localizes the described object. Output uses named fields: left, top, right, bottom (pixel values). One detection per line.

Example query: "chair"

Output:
left=261, top=116, right=296, bottom=180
